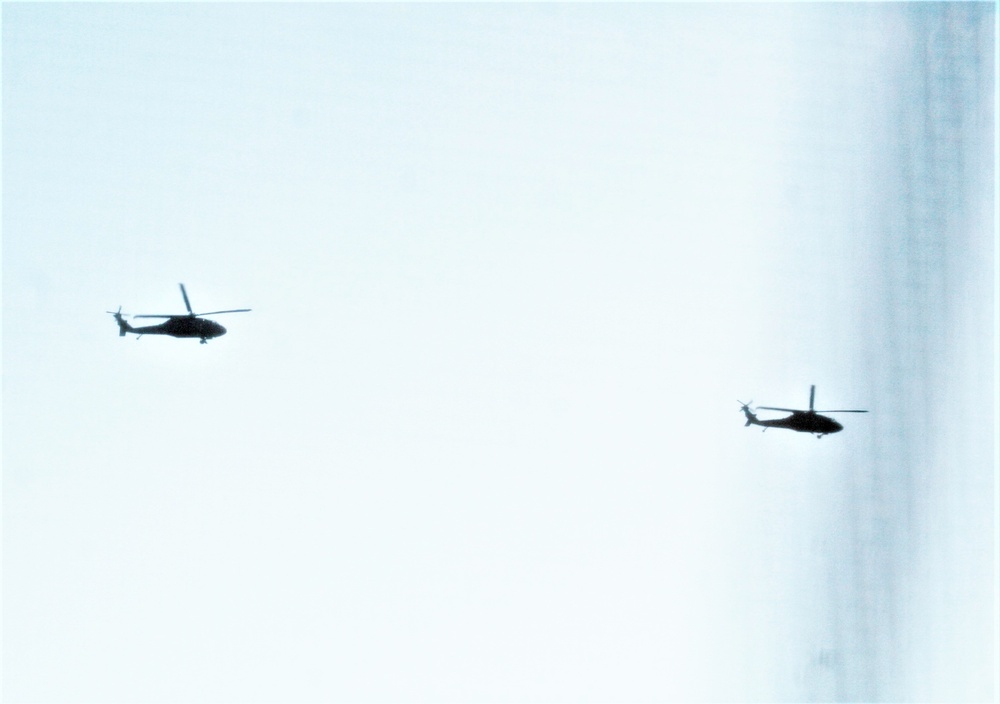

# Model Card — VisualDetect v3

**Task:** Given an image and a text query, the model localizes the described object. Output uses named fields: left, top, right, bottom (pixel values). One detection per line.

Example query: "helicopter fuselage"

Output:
left=113, top=312, right=226, bottom=343
left=131, top=316, right=227, bottom=340
left=748, top=410, right=843, bottom=435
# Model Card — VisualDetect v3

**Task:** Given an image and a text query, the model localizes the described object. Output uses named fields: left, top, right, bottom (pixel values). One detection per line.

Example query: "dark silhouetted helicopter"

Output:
left=109, top=284, right=250, bottom=344
left=738, top=385, right=867, bottom=437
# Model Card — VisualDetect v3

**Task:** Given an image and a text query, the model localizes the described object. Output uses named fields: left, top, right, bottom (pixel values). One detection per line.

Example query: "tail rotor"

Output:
left=107, top=307, right=131, bottom=336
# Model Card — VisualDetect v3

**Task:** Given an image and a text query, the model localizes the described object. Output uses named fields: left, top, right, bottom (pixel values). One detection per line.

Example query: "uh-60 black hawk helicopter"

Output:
left=109, top=283, right=250, bottom=344
left=738, top=385, right=867, bottom=437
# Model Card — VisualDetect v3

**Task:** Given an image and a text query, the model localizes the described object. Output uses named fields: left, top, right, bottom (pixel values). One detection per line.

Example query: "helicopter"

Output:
left=108, top=284, right=250, bottom=344
left=738, top=385, right=867, bottom=437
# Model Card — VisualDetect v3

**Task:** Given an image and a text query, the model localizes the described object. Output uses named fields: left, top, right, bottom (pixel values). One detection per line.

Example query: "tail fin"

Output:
left=738, top=400, right=757, bottom=427
left=108, top=308, right=132, bottom=337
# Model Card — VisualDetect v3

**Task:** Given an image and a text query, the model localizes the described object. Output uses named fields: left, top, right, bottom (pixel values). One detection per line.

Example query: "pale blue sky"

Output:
left=3, top=4, right=995, bottom=702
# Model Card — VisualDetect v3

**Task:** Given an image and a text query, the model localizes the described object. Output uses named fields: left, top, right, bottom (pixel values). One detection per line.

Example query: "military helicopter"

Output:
left=738, top=385, right=867, bottom=437
left=109, top=284, right=250, bottom=344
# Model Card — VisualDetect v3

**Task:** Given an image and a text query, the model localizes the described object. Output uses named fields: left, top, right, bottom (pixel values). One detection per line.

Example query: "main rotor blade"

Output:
left=196, top=309, right=252, bottom=316
left=757, top=406, right=802, bottom=412
left=133, top=314, right=179, bottom=319
left=815, top=409, right=868, bottom=413
left=179, top=283, right=194, bottom=315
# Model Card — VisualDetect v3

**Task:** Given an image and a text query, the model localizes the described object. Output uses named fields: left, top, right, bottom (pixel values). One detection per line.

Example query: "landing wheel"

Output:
left=200, top=338, right=208, bottom=344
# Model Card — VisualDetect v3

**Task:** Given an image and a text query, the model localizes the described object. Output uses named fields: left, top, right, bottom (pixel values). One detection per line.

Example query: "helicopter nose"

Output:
left=205, top=321, right=226, bottom=337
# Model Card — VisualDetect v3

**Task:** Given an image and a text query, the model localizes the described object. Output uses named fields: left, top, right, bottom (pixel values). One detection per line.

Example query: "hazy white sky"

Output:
left=3, top=4, right=995, bottom=703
